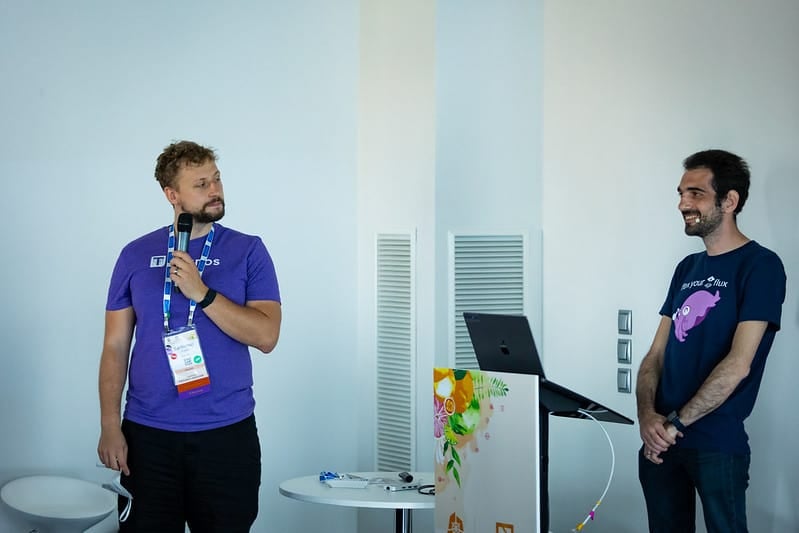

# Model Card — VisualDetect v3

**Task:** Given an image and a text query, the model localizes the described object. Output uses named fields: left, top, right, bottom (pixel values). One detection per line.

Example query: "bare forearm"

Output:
left=675, top=321, right=765, bottom=426
left=636, top=319, right=676, bottom=453
left=679, top=358, right=749, bottom=426
left=98, top=308, right=135, bottom=429
left=636, top=354, right=661, bottom=416
left=202, top=294, right=281, bottom=353
left=637, top=316, right=671, bottom=418
left=169, top=251, right=281, bottom=352
left=98, top=351, right=128, bottom=429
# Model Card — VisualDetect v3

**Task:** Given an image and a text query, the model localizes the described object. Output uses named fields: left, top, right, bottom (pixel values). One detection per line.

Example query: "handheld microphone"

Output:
left=174, top=213, right=193, bottom=294
left=176, top=213, right=193, bottom=253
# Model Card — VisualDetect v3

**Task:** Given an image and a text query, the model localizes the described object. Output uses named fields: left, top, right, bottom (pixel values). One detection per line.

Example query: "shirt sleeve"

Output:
left=106, top=246, right=134, bottom=311
left=738, top=250, right=786, bottom=330
left=245, top=237, right=281, bottom=304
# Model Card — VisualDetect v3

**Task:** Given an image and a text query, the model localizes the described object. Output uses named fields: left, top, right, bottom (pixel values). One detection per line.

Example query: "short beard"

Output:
left=684, top=206, right=722, bottom=238
left=192, top=201, right=225, bottom=224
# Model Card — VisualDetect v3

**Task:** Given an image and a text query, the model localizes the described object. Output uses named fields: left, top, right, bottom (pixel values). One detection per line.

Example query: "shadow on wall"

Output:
left=750, top=495, right=799, bottom=533
left=762, top=161, right=799, bottom=325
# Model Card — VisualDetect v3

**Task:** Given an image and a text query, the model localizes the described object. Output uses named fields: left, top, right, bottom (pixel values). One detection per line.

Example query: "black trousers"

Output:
left=119, top=415, right=261, bottom=533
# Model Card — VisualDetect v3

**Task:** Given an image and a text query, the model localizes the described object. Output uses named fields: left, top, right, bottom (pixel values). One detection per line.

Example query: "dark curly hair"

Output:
left=154, top=140, right=218, bottom=190
left=683, top=149, right=750, bottom=215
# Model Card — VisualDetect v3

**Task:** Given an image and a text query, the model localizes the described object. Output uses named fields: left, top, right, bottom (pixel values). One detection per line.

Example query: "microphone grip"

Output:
left=176, top=232, right=190, bottom=253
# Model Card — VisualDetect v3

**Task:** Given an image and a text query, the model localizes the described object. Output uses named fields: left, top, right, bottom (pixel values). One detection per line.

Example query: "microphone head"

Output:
left=177, top=213, right=193, bottom=234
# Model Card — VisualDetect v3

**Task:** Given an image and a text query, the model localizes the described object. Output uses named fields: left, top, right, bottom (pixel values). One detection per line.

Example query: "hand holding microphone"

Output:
left=172, top=213, right=193, bottom=295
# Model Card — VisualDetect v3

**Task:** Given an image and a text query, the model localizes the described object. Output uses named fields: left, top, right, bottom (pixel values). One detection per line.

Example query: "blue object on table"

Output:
left=319, top=471, right=343, bottom=482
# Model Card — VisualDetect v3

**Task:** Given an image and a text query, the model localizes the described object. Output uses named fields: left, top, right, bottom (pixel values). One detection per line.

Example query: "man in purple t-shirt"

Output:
left=97, top=140, right=282, bottom=532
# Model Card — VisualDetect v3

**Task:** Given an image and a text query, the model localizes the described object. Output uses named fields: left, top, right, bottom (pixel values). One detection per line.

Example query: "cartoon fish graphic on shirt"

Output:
left=673, top=290, right=720, bottom=342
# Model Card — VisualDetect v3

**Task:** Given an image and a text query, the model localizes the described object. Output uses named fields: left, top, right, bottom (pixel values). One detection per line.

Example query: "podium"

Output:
left=433, top=367, right=632, bottom=533
left=461, top=312, right=635, bottom=533
left=434, top=368, right=542, bottom=532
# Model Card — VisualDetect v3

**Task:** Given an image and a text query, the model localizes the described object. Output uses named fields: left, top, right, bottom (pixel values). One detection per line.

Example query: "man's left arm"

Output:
left=673, top=320, right=768, bottom=428
left=201, top=297, right=281, bottom=354
left=170, top=250, right=281, bottom=354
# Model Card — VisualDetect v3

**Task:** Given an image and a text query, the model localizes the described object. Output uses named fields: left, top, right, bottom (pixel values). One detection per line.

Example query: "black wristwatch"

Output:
left=198, top=288, right=217, bottom=309
left=667, top=410, right=687, bottom=432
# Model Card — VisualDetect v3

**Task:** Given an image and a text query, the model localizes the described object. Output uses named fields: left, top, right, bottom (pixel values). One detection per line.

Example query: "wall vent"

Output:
left=451, top=233, right=526, bottom=369
left=375, top=233, right=416, bottom=471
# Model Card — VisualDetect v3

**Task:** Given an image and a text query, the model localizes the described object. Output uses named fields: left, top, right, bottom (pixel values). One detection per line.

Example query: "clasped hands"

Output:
left=640, top=411, right=683, bottom=464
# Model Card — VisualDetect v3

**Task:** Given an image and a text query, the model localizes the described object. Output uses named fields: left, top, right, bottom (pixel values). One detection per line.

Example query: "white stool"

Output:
left=1, top=475, right=116, bottom=533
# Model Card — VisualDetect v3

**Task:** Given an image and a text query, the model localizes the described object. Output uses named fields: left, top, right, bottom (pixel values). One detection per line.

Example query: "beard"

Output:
left=683, top=205, right=723, bottom=238
left=189, top=199, right=226, bottom=224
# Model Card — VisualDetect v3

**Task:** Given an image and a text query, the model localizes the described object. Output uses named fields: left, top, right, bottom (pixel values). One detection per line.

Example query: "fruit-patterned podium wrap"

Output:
left=434, top=368, right=541, bottom=533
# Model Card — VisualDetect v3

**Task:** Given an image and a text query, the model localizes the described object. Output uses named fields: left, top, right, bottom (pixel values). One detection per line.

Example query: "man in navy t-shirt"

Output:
left=97, top=141, right=282, bottom=532
left=636, top=149, right=786, bottom=533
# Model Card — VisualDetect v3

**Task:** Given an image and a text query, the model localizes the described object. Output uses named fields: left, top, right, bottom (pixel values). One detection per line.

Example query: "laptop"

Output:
left=462, top=312, right=633, bottom=424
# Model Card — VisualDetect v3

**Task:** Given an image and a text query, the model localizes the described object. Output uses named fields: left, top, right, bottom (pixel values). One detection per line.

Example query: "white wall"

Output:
left=435, top=0, right=545, bottom=340
left=542, top=1, right=799, bottom=532
left=357, top=0, right=437, bottom=530
left=357, top=2, right=545, bottom=531
left=0, top=2, right=360, bottom=532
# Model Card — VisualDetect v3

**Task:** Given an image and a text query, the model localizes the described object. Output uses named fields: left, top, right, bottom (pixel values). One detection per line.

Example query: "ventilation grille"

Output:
left=375, top=233, right=415, bottom=471
left=452, top=234, right=526, bottom=369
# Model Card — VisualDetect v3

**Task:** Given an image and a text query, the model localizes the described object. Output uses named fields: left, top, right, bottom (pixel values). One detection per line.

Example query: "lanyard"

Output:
left=163, top=223, right=215, bottom=332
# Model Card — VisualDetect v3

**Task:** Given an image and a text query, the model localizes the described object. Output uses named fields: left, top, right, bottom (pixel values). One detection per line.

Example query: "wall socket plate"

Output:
left=617, top=338, right=632, bottom=364
left=618, top=309, right=632, bottom=335
left=617, top=368, right=632, bottom=393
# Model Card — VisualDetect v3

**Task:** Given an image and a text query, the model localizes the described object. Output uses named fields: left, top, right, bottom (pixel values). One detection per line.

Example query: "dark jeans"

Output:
left=119, top=415, right=261, bottom=533
left=639, top=446, right=750, bottom=533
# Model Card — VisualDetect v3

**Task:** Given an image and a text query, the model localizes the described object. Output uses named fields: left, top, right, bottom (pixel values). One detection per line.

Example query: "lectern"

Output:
left=434, top=368, right=542, bottom=532
left=463, top=312, right=634, bottom=533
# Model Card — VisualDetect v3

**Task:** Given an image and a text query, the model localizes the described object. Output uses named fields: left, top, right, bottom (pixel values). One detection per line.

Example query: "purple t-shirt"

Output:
left=106, top=224, right=281, bottom=431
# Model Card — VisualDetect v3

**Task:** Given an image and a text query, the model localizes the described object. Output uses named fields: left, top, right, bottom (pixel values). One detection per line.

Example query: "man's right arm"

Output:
left=97, top=307, right=135, bottom=476
left=636, top=315, right=678, bottom=459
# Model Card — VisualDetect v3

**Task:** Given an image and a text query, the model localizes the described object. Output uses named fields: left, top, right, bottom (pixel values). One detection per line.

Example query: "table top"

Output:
left=279, top=472, right=435, bottom=510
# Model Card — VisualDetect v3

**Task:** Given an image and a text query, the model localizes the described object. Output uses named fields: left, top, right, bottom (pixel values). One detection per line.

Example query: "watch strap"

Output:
left=667, top=410, right=687, bottom=432
left=198, top=288, right=217, bottom=309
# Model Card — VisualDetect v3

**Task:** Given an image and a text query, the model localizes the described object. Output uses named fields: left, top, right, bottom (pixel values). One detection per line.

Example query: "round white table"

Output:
left=279, top=472, right=434, bottom=533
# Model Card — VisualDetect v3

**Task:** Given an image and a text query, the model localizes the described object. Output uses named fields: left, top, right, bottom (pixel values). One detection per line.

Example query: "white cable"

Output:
left=571, top=409, right=615, bottom=532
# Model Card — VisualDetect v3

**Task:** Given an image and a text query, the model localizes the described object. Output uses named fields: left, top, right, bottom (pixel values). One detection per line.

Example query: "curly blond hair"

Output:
left=154, top=140, right=217, bottom=190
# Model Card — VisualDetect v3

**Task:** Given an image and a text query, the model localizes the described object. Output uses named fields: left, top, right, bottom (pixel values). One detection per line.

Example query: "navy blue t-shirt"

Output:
left=656, top=241, right=785, bottom=454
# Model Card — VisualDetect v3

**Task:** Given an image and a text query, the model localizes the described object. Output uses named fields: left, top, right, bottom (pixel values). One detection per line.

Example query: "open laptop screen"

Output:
left=463, top=311, right=635, bottom=425
left=463, top=312, right=546, bottom=377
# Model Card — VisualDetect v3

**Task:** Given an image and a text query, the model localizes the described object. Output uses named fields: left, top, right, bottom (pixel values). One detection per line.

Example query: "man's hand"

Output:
left=97, top=426, right=130, bottom=476
left=641, top=414, right=683, bottom=464
left=643, top=446, right=663, bottom=464
left=640, top=411, right=679, bottom=452
left=170, top=250, right=208, bottom=303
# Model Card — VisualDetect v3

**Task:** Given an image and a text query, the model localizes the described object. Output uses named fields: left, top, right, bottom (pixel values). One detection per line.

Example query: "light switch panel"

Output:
left=617, top=368, right=632, bottom=393
left=617, top=338, right=632, bottom=364
left=618, top=309, right=632, bottom=335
